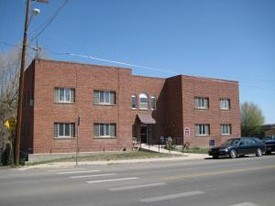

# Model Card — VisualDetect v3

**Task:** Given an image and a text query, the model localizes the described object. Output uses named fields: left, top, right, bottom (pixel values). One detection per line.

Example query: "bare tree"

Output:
left=0, top=49, right=21, bottom=164
left=241, top=102, right=265, bottom=137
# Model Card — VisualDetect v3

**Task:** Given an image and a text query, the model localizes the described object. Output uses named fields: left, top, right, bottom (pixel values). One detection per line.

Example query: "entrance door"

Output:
left=140, top=126, right=148, bottom=143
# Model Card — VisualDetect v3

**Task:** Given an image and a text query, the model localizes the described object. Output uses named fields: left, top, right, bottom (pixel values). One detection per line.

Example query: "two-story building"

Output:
left=21, top=59, right=241, bottom=155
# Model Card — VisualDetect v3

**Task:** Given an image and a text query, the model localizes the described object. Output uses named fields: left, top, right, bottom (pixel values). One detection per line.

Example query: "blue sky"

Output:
left=1, top=0, right=275, bottom=123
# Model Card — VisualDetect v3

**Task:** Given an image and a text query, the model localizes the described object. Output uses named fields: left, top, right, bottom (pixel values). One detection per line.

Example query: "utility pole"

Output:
left=15, top=0, right=48, bottom=166
left=15, top=0, right=31, bottom=166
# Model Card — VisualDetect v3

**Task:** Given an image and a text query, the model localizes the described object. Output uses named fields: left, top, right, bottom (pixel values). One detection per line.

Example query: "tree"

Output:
left=0, top=46, right=45, bottom=165
left=241, top=102, right=265, bottom=137
left=0, top=49, right=21, bottom=165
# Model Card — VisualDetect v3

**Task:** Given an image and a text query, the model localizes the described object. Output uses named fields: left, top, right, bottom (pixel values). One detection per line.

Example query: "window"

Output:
left=221, top=124, right=231, bottom=135
left=151, top=95, right=157, bottom=110
left=94, top=123, right=116, bottom=138
left=54, top=123, right=75, bottom=138
left=220, top=98, right=230, bottom=110
left=195, top=124, right=210, bottom=136
left=94, top=90, right=116, bottom=105
left=195, top=97, right=209, bottom=109
left=139, top=93, right=148, bottom=110
left=54, top=88, right=75, bottom=103
left=132, top=95, right=137, bottom=109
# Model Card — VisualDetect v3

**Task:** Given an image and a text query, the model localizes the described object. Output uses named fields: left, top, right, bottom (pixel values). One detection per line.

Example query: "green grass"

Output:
left=182, top=147, right=209, bottom=154
left=25, top=151, right=179, bottom=166
left=171, top=146, right=209, bottom=154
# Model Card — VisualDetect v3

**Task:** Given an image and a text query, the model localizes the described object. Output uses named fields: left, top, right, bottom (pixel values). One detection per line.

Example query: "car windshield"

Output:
left=221, top=139, right=239, bottom=146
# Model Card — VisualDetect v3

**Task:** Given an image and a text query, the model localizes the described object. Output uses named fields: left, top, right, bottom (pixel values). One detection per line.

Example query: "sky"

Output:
left=0, top=0, right=275, bottom=123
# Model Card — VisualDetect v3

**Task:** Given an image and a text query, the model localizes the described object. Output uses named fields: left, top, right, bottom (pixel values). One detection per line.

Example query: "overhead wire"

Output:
left=29, top=0, right=69, bottom=43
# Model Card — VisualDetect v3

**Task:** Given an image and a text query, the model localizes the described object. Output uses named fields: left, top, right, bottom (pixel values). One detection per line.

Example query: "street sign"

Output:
left=4, top=117, right=16, bottom=130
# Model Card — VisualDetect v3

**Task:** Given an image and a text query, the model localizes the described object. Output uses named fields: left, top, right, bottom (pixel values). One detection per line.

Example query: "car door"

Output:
left=245, top=139, right=256, bottom=154
left=238, top=139, right=250, bottom=155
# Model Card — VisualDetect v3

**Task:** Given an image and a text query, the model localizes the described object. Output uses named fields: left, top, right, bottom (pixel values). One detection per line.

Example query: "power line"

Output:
left=46, top=49, right=180, bottom=75
left=29, top=0, right=69, bottom=43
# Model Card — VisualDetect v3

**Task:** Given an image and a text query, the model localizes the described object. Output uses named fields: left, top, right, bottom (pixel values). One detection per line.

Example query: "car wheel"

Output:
left=229, top=149, right=237, bottom=159
left=256, top=148, right=262, bottom=157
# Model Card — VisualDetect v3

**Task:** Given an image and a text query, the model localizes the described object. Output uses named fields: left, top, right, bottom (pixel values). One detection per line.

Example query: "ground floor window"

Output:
left=54, top=123, right=75, bottom=138
left=221, top=124, right=231, bottom=135
left=195, top=124, right=210, bottom=136
left=94, top=123, right=116, bottom=138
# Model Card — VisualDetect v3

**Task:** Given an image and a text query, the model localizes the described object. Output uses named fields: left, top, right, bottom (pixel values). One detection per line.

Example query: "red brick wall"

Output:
left=131, top=76, right=166, bottom=144
left=23, top=59, right=241, bottom=154
left=29, top=59, right=132, bottom=153
left=181, top=75, right=241, bottom=148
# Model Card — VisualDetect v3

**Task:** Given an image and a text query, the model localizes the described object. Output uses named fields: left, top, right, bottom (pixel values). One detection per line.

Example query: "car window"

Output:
left=239, top=140, right=245, bottom=146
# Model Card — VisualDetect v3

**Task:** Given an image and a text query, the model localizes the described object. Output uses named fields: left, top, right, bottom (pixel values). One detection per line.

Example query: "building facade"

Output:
left=22, top=59, right=241, bottom=154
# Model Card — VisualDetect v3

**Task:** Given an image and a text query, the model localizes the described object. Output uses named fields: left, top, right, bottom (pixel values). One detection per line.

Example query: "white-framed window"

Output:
left=54, top=123, right=75, bottom=138
left=54, top=88, right=75, bottom=103
left=94, top=90, right=116, bottom=105
left=195, top=97, right=209, bottom=109
left=132, top=95, right=137, bottom=109
left=221, top=124, right=231, bottom=135
left=220, top=98, right=230, bottom=110
left=195, top=124, right=210, bottom=136
left=151, top=95, right=157, bottom=110
left=94, top=123, right=116, bottom=138
left=139, top=93, right=148, bottom=110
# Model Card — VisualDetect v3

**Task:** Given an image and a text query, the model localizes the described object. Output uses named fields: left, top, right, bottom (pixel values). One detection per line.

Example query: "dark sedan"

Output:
left=264, top=139, right=275, bottom=155
left=208, top=137, right=266, bottom=159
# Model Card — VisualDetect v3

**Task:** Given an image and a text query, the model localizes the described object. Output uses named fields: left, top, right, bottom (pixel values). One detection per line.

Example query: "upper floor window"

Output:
left=220, top=98, right=230, bottom=110
left=132, top=95, right=137, bottom=109
left=94, top=123, right=116, bottom=138
left=54, top=88, right=75, bottom=103
left=220, top=124, right=231, bottom=135
left=94, top=90, right=116, bottom=105
left=54, top=123, right=75, bottom=138
left=195, top=124, right=210, bottom=136
left=195, top=97, right=209, bottom=109
left=151, top=95, right=157, bottom=110
left=139, top=93, right=148, bottom=110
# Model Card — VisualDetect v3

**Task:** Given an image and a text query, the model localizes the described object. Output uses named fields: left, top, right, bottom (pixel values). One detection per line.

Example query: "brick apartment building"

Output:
left=21, top=59, right=241, bottom=154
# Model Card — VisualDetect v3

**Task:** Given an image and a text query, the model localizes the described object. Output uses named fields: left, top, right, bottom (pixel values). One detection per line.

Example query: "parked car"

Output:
left=263, top=139, right=275, bottom=155
left=208, top=137, right=266, bottom=159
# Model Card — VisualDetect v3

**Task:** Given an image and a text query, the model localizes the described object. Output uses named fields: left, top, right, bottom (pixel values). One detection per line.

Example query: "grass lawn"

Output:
left=25, top=151, right=180, bottom=166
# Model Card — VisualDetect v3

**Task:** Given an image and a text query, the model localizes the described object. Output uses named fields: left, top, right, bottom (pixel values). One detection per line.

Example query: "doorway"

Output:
left=140, top=125, right=148, bottom=143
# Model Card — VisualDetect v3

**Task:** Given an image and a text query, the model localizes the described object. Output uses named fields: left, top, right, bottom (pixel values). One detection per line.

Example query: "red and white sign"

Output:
left=184, top=127, right=191, bottom=137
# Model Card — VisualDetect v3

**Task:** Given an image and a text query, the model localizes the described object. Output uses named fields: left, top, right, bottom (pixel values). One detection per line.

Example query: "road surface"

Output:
left=1, top=155, right=275, bottom=206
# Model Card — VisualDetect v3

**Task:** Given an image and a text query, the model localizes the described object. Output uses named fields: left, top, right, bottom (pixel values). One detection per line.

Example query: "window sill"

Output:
left=54, top=102, right=75, bottom=105
left=54, top=137, right=75, bottom=140
left=94, top=103, right=116, bottom=106
left=94, top=137, right=116, bottom=139
left=195, top=108, right=209, bottom=110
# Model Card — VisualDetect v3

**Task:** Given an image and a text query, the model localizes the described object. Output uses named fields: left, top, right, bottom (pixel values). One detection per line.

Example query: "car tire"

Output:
left=229, top=149, right=237, bottom=159
left=256, top=148, right=263, bottom=157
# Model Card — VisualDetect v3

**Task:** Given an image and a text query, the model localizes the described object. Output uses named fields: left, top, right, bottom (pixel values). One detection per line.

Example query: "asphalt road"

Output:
left=1, top=155, right=275, bottom=206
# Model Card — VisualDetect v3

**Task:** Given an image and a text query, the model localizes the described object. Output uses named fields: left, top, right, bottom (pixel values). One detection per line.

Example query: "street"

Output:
left=1, top=155, right=275, bottom=206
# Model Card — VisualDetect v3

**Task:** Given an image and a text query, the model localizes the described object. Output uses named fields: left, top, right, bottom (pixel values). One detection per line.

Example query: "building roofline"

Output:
left=168, top=74, right=239, bottom=84
left=32, top=58, right=238, bottom=84
left=33, top=58, right=132, bottom=71
left=132, top=74, right=166, bottom=81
